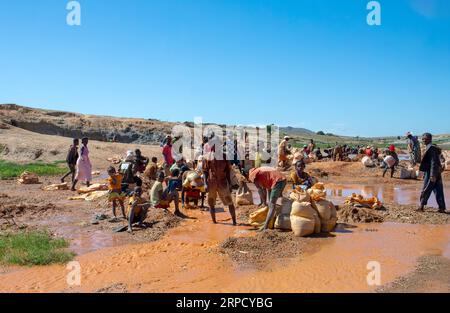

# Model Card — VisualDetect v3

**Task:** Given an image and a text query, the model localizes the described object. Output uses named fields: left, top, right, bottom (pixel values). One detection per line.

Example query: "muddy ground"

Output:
left=1, top=127, right=450, bottom=292
left=377, top=255, right=450, bottom=293
left=0, top=180, right=182, bottom=255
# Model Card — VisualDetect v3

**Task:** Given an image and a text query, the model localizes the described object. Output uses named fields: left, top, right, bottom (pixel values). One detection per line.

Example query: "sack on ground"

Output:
left=290, top=202, right=318, bottom=237
left=17, top=171, right=39, bottom=185
left=42, top=182, right=69, bottom=191
left=400, top=168, right=416, bottom=179
left=236, top=186, right=254, bottom=206
left=313, top=199, right=337, bottom=233
left=275, top=214, right=292, bottom=230
left=362, top=156, right=374, bottom=167
left=249, top=206, right=276, bottom=229
left=280, top=198, right=293, bottom=215
left=290, top=188, right=311, bottom=203
left=77, top=183, right=108, bottom=194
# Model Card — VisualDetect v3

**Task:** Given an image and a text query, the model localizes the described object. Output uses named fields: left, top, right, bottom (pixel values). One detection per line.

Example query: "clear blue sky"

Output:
left=1, top=0, right=449, bottom=137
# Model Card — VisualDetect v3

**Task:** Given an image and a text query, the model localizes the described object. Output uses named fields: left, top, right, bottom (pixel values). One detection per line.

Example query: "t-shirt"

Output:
left=126, top=195, right=145, bottom=217
left=150, top=181, right=164, bottom=205
left=108, top=174, right=123, bottom=191
left=162, top=144, right=174, bottom=165
left=290, top=170, right=311, bottom=187
left=249, top=167, right=285, bottom=189
left=144, top=163, right=158, bottom=181
left=167, top=178, right=182, bottom=193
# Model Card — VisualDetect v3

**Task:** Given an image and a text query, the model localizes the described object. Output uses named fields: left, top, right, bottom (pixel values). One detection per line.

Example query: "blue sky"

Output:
left=1, top=0, right=449, bottom=137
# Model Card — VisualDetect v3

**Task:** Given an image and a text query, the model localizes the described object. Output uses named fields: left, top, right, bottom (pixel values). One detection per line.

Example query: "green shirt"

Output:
left=150, top=181, right=163, bottom=205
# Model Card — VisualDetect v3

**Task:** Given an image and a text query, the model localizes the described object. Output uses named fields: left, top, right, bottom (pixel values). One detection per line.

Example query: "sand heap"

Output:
left=337, top=193, right=384, bottom=223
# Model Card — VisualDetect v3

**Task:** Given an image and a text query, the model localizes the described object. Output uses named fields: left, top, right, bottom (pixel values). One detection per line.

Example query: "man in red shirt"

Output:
left=249, top=167, right=287, bottom=231
left=162, top=136, right=175, bottom=175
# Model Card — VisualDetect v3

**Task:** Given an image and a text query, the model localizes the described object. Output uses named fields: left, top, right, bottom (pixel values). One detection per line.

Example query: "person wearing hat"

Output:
left=278, top=136, right=291, bottom=169
left=382, top=145, right=399, bottom=178
left=406, top=132, right=421, bottom=167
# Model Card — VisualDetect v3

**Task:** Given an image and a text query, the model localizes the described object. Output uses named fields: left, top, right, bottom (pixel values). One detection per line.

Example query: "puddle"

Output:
left=324, top=183, right=450, bottom=207
left=227, top=222, right=450, bottom=292
left=1, top=206, right=449, bottom=293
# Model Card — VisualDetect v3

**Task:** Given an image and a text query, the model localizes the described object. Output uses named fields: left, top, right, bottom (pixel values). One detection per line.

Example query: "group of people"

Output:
left=60, top=130, right=446, bottom=233
left=60, top=137, right=92, bottom=191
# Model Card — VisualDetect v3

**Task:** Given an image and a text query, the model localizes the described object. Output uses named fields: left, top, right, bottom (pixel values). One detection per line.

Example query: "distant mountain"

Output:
left=280, top=126, right=316, bottom=136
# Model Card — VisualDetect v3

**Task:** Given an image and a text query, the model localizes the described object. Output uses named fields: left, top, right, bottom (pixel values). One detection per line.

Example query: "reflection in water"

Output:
left=325, top=183, right=450, bottom=208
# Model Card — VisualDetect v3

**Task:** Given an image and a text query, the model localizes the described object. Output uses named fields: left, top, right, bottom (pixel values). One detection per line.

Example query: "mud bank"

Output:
left=219, top=230, right=324, bottom=269
left=377, top=255, right=450, bottom=293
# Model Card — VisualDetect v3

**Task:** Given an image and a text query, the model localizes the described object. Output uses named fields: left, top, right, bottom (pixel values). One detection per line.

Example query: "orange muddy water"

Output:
left=0, top=206, right=449, bottom=293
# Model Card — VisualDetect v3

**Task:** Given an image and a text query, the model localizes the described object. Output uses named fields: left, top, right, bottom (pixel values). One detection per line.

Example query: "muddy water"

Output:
left=1, top=206, right=449, bottom=293
left=325, top=183, right=450, bottom=208
left=229, top=223, right=450, bottom=292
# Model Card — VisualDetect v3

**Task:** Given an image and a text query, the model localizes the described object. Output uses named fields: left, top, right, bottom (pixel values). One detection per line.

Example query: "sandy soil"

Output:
left=377, top=255, right=450, bottom=293
left=1, top=126, right=450, bottom=293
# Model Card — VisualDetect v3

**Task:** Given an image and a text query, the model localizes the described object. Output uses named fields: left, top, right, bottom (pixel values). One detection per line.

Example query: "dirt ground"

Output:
left=377, top=255, right=450, bottom=293
left=1, top=126, right=450, bottom=293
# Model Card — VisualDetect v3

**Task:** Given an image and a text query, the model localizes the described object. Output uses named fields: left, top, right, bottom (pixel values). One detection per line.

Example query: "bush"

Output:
left=316, top=131, right=325, bottom=136
left=0, top=230, right=75, bottom=266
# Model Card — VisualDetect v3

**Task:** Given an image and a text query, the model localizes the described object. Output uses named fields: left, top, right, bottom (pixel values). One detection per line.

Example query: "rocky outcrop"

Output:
left=0, top=104, right=174, bottom=145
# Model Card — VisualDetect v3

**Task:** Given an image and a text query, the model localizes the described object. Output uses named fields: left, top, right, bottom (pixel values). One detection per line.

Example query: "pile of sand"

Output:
left=337, top=205, right=384, bottom=223
left=219, top=230, right=315, bottom=268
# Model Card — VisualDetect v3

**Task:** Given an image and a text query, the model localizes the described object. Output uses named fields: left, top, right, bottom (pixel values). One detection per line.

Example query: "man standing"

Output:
left=249, top=167, right=287, bottom=231
left=406, top=132, right=421, bottom=167
left=278, top=136, right=291, bottom=169
left=162, top=135, right=175, bottom=176
left=418, top=133, right=446, bottom=213
left=61, top=138, right=79, bottom=183
left=203, top=152, right=237, bottom=225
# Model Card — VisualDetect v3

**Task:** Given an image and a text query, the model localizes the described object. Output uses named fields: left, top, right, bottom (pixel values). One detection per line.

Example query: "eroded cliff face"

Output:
left=0, top=104, right=175, bottom=144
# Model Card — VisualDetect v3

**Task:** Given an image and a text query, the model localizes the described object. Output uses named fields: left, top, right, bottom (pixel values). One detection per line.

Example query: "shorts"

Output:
left=207, top=181, right=233, bottom=207
left=108, top=192, right=126, bottom=202
left=269, top=180, right=286, bottom=202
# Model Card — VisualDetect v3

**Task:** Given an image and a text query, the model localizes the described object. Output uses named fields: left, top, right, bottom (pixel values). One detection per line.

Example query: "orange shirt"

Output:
left=108, top=173, right=123, bottom=191
left=249, top=167, right=286, bottom=189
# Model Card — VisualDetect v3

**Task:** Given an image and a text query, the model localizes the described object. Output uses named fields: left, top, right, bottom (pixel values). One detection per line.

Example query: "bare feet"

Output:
left=416, top=206, right=425, bottom=212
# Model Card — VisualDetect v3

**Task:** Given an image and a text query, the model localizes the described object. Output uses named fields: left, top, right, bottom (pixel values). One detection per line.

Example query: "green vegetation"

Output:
left=0, top=230, right=75, bottom=266
left=0, top=160, right=67, bottom=180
